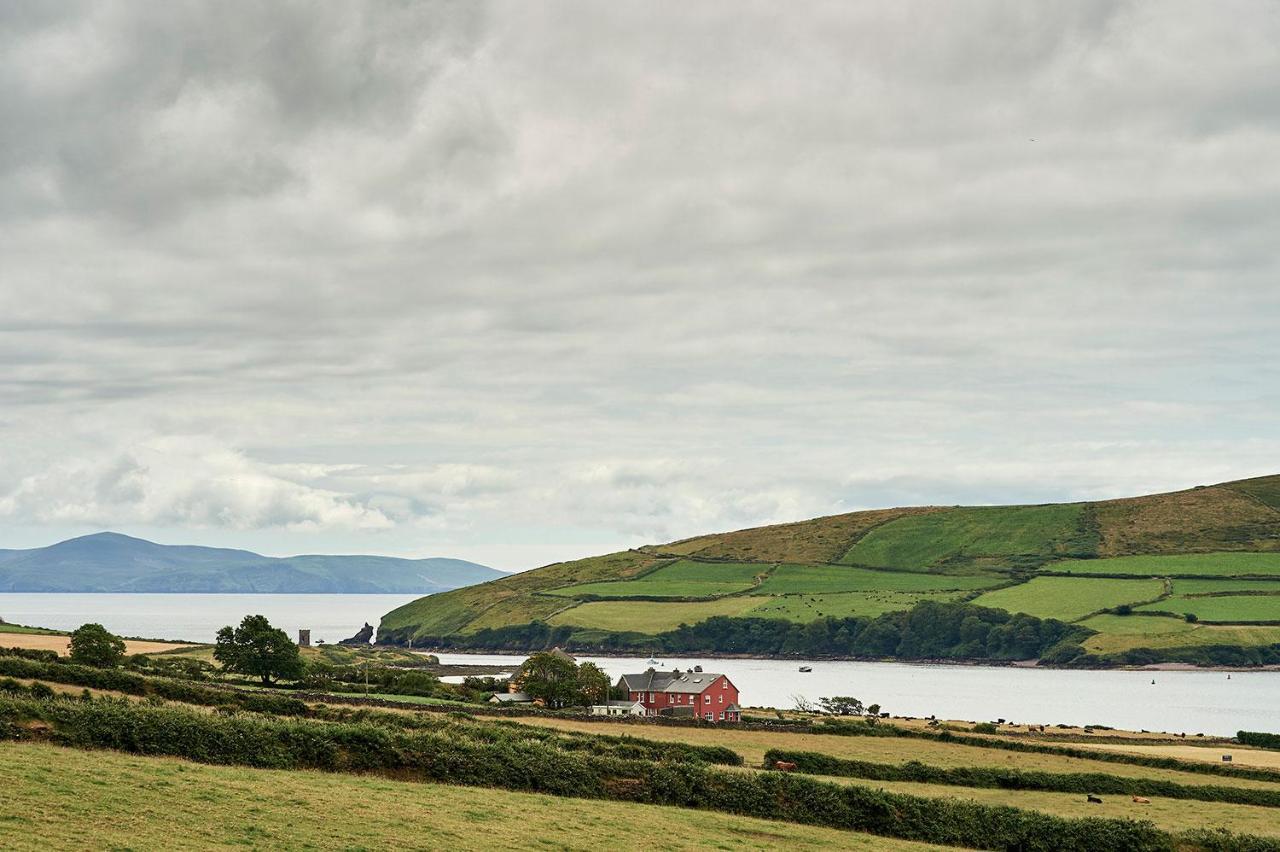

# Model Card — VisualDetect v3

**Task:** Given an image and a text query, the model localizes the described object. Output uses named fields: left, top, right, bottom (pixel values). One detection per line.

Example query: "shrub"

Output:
left=69, top=624, right=127, bottom=668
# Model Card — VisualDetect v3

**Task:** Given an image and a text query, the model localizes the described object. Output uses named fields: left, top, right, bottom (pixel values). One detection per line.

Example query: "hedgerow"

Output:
left=1238, top=731, right=1280, bottom=750
left=813, top=718, right=1280, bottom=784
left=763, top=749, right=1280, bottom=808
left=0, top=655, right=308, bottom=716
left=0, top=695, right=1211, bottom=852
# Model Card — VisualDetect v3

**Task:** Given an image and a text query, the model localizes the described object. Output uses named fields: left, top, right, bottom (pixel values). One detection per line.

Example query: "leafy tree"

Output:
left=818, top=696, right=864, bottom=716
left=516, top=650, right=580, bottom=708
left=576, top=662, right=611, bottom=706
left=214, top=615, right=303, bottom=685
left=68, top=623, right=126, bottom=668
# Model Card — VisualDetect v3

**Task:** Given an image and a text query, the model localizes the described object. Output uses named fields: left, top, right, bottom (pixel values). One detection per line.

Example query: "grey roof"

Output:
left=658, top=671, right=729, bottom=694
left=618, top=670, right=730, bottom=695
left=489, top=691, right=532, bottom=703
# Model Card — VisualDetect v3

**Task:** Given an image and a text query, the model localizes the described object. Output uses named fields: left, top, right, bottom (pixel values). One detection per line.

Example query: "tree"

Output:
left=576, top=662, right=611, bottom=706
left=818, top=696, right=864, bottom=716
left=68, top=623, right=126, bottom=668
left=214, top=615, right=303, bottom=685
left=516, top=650, right=581, bottom=708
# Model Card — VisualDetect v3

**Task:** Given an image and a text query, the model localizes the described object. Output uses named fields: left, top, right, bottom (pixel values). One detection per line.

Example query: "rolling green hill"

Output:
left=379, top=474, right=1280, bottom=664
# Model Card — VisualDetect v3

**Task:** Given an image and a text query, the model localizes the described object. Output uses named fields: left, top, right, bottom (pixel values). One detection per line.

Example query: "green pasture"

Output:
left=1079, top=614, right=1280, bottom=653
left=546, top=559, right=766, bottom=599
left=1049, top=552, right=1280, bottom=578
left=752, top=564, right=1002, bottom=595
left=546, top=597, right=761, bottom=633
left=1169, top=578, right=1280, bottom=595
left=971, top=576, right=1165, bottom=622
left=1138, top=593, right=1280, bottom=623
left=841, top=504, right=1087, bottom=570
left=747, top=591, right=966, bottom=621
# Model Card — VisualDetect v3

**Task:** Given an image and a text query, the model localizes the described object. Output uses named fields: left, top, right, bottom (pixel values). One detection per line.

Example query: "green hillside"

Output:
left=379, top=475, right=1280, bottom=664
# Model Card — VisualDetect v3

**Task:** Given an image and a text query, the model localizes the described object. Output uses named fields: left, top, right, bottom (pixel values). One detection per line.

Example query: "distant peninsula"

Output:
left=0, top=532, right=504, bottom=594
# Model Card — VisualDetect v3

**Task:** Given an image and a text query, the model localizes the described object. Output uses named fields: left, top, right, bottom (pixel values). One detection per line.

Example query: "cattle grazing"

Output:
left=1132, top=796, right=1151, bottom=804
left=1087, top=795, right=1103, bottom=804
left=773, top=760, right=797, bottom=772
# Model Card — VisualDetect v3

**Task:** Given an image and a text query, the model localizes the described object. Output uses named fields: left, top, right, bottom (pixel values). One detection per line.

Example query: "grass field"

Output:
left=508, top=717, right=1280, bottom=790
left=971, top=577, right=1166, bottom=622
left=824, top=773, right=1280, bottom=839
left=841, top=504, right=1087, bottom=570
left=753, top=564, right=1002, bottom=595
left=547, top=559, right=767, bottom=599
left=1137, top=593, right=1280, bottom=623
left=0, top=743, right=940, bottom=852
left=1169, top=578, right=1280, bottom=595
left=546, top=596, right=761, bottom=632
left=0, top=633, right=194, bottom=655
left=746, top=591, right=967, bottom=621
left=1050, top=552, right=1280, bottom=577
left=0, top=623, right=62, bottom=636
left=657, top=507, right=945, bottom=563
left=458, top=594, right=572, bottom=633
left=1078, top=614, right=1280, bottom=652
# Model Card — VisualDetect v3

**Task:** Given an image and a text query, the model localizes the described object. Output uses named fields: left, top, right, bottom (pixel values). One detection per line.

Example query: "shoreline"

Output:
left=401, top=646, right=1280, bottom=673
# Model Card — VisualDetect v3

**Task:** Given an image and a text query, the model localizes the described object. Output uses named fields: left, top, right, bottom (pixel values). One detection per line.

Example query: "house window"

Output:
left=704, top=694, right=710, bottom=704
left=648, top=692, right=654, bottom=702
left=718, top=694, right=723, bottom=704
left=719, top=712, right=724, bottom=721
left=721, top=681, right=728, bottom=689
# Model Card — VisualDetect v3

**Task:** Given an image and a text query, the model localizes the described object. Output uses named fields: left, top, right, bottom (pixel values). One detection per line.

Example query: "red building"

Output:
left=617, top=668, right=741, bottom=722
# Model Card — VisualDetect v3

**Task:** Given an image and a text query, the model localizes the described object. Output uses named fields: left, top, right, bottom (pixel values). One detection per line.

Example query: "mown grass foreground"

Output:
left=0, top=742, right=938, bottom=852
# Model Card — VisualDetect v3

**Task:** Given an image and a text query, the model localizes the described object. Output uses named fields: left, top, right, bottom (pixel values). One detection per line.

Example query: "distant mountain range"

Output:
left=0, top=532, right=504, bottom=594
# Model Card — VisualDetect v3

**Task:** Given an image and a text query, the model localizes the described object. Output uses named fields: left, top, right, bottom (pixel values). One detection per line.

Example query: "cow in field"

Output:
left=1132, top=796, right=1150, bottom=804
left=1087, top=795, right=1103, bottom=804
left=773, top=760, right=798, bottom=772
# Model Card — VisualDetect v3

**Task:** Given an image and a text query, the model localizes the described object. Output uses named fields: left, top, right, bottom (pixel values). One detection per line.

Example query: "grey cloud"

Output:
left=1, top=2, right=1279, bottom=567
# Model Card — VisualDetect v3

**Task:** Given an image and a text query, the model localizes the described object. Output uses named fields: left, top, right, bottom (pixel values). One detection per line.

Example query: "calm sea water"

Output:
left=4, top=593, right=1277, bottom=735
left=0, top=592, right=420, bottom=646
left=434, top=652, right=1280, bottom=737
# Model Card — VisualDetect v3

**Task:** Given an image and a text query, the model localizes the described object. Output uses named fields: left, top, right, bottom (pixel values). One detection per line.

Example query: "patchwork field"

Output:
left=545, top=559, right=766, bottom=599
left=972, top=577, right=1166, bottom=622
left=380, top=474, right=1280, bottom=663
left=840, top=504, right=1089, bottom=570
left=1078, top=614, right=1280, bottom=653
left=1138, top=593, right=1280, bottom=623
left=753, top=564, right=1002, bottom=595
left=1050, top=552, right=1280, bottom=577
left=0, top=743, right=934, bottom=852
left=546, top=596, right=761, bottom=632
left=747, top=591, right=969, bottom=621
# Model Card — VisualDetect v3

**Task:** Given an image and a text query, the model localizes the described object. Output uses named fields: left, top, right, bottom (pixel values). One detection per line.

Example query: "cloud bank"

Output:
left=2, top=2, right=1278, bottom=568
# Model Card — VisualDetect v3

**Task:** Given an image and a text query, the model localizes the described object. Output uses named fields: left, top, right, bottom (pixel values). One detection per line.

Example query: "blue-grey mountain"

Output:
left=0, top=533, right=503, bottom=594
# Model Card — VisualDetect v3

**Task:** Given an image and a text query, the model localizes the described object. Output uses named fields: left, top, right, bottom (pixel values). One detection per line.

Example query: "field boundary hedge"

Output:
left=1239, top=731, right=1280, bottom=751
left=763, top=749, right=1280, bottom=808
left=1, top=695, right=1257, bottom=852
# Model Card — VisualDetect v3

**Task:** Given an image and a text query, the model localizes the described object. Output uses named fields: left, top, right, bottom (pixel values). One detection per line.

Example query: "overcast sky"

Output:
left=2, top=2, right=1278, bottom=570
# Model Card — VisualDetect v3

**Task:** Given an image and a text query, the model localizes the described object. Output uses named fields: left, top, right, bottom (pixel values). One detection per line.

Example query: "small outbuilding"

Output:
left=589, top=700, right=646, bottom=717
left=488, top=691, right=534, bottom=705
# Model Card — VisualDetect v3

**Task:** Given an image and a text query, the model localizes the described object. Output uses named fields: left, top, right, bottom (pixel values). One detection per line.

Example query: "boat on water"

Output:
left=798, top=666, right=812, bottom=673
left=646, top=658, right=660, bottom=666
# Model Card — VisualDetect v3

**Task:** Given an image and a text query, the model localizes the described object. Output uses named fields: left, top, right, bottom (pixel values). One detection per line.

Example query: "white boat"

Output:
left=798, top=666, right=812, bottom=673
left=646, top=658, right=660, bottom=665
